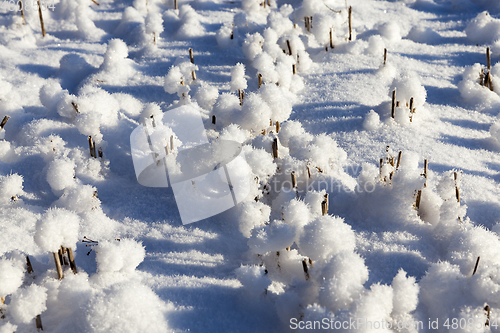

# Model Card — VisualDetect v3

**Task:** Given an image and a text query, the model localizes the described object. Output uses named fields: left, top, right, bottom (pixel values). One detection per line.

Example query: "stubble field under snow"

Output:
left=1, top=0, right=500, bottom=332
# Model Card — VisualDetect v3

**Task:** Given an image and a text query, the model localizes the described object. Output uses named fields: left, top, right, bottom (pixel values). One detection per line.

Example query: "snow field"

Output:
left=0, top=0, right=500, bottom=331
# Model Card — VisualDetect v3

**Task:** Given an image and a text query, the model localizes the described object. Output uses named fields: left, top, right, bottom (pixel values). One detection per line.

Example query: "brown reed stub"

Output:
left=454, top=171, right=460, bottom=203
left=487, top=47, right=491, bottom=71
left=212, top=115, right=216, bottom=125
left=91, top=0, right=100, bottom=4
left=53, top=252, right=64, bottom=280
left=19, top=1, right=26, bottom=25
left=88, top=136, right=96, bottom=158
left=424, top=159, right=428, bottom=188
left=329, top=28, right=334, bottom=49
left=258, top=73, right=263, bottom=88
left=174, top=0, right=177, bottom=9
left=485, top=305, right=490, bottom=327
left=383, top=48, right=387, bottom=65
left=308, top=258, right=313, bottom=266
left=379, top=158, right=384, bottom=180
left=348, top=6, right=352, bottom=41
left=272, top=138, right=278, bottom=159
left=396, top=151, right=402, bottom=170
left=286, top=40, right=292, bottom=56
left=302, top=259, right=310, bottom=280
left=292, top=64, right=297, bottom=75
left=38, top=0, right=45, bottom=37
left=415, top=190, right=422, bottom=210
left=189, top=48, right=194, bottom=64
left=67, top=247, right=77, bottom=274
left=391, top=89, right=396, bottom=118
left=473, top=256, right=480, bottom=275
left=276, top=121, right=280, bottom=133
left=0, top=115, right=10, bottom=129
left=321, top=193, right=329, bottom=216
left=26, top=256, right=34, bottom=274
left=170, top=135, right=174, bottom=151
left=291, top=171, right=297, bottom=188
left=36, top=314, right=43, bottom=330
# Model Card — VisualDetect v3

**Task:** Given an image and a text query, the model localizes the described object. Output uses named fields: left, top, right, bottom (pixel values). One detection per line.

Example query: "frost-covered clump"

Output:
left=298, top=215, right=356, bottom=261
left=34, top=208, right=80, bottom=252
left=54, top=184, right=101, bottom=214
left=46, top=158, right=76, bottom=193
left=465, top=11, right=500, bottom=44
left=0, top=174, right=24, bottom=204
left=235, top=265, right=271, bottom=295
left=95, top=239, right=145, bottom=274
left=87, top=281, right=172, bottom=333
left=113, top=7, right=145, bottom=44
left=278, top=121, right=347, bottom=173
left=230, top=63, right=248, bottom=93
left=459, top=62, right=500, bottom=110
left=94, top=39, right=136, bottom=84
left=490, top=120, right=500, bottom=145
left=194, top=83, right=219, bottom=111
left=236, top=201, right=271, bottom=238
left=406, top=26, right=442, bottom=45
left=378, top=22, right=402, bottom=42
left=177, top=5, right=205, bottom=38
left=145, top=11, right=164, bottom=46
left=9, top=285, right=48, bottom=324
left=164, top=62, right=197, bottom=101
left=374, top=73, right=427, bottom=125
left=0, top=258, right=24, bottom=296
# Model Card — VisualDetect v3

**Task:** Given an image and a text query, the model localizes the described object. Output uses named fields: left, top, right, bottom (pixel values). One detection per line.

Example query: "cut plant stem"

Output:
left=415, top=190, right=422, bottom=209
left=272, top=138, right=278, bottom=159
left=174, top=0, right=177, bottom=9
left=36, top=314, right=43, bottom=331
left=88, top=136, right=95, bottom=158
left=0, top=115, right=10, bottom=129
left=291, top=171, right=297, bottom=188
left=487, top=47, right=491, bottom=71
left=391, top=89, right=396, bottom=118
left=191, top=69, right=196, bottom=81
left=379, top=158, right=384, bottom=180
left=38, top=0, right=45, bottom=37
left=67, top=247, right=78, bottom=274
left=258, top=73, right=263, bottom=88
left=26, top=256, right=34, bottom=274
left=19, top=1, right=26, bottom=25
left=348, top=6, right=352, bottom=41
left=276, top=121, right=280, bottom=133
left=383, top=48, right=387, bottom=65
left=329, top=28, right=334, bottom=49
left=454, top=171, right=460, bottom=203
left=472, top=256, right=480, bottom=275
left=321, top=193, right=329, bottom=216
left=302, top=259, right=309, bottom=281
left=292, top=64, right=297, bottom=75
left=485, top=305, right=491, bottom=327
left=424, top=159, right=428, bottom=188
left=53, top=252, right=64, bottom=280
left=286, top=40, right=292, bottom=55
left=396, top=151, right=402, bottom=170
left=170, top=135, right=174, bottom=151
left=409, top=97, right=414, bottom=122
left=189, top=48, right=194, bottom=64
left=212, top=115, right=216, bottom=125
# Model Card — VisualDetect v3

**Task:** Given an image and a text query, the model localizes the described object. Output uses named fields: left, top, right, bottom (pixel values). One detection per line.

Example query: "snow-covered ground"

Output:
left=1, top=0, right=500, bottom=332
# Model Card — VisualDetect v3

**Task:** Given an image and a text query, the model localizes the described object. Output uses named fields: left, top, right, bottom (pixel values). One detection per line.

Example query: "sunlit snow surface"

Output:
left=1, top=0, right=500, bottom=331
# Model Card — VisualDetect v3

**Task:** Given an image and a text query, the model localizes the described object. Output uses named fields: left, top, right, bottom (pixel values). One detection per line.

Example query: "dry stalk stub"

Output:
left=0, top=115, right=10, bottom=129
left=472, top=256, right=480, bottom=275
left=396, top=151, right=402, bottom=170
left=272, top=138, right=278, bottom=159
left=291, top=171, right=297, bottom=188
left=454, top=171, right=460, bottom=203
left=286, top=40, right=292, bottom=56
left=423, top=159, right=428, bottom=188
left=189, top=48, right=194, bottom=64
left=302, top=259, right=310, bottom=281
left=383, top=48, right=387, bottom=65
left=38, top=0, right=45, bottom=37
left=348, top=6, right=352, bottom=41
left=391, top=89, right=396, bottom=118
left=258, top=73, right=263, bottom=88
left=487, top=47, right=491, bottom=71
left=53, top=252, right=64, bottom=280
left=19, top=0, right=26, bottom=25
left=321, top=193, right=329, bottom=216
left=276, top=121, right=280, bottom=133
left=212, top=115, right=216, bottom=125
